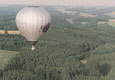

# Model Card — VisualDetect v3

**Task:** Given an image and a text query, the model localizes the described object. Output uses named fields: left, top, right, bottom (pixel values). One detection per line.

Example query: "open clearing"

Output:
left=0, top=50, right=18, bottom=70
left=98, top=22, right=115, bottom=27
left=104, top=12, right=115, bottom=17
left=79, top=12, right=97, bottom=18
left=0, top=30, right=20, bottom=34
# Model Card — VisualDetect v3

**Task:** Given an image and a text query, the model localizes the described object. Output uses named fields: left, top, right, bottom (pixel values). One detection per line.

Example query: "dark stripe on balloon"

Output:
left=42, top=23, right=50, bottom=32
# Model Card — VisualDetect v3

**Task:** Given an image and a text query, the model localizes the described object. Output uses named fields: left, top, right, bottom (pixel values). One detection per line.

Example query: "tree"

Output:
left=0, top=69, right=3, bottom=78
left=99, top=64, right=111, bottom=76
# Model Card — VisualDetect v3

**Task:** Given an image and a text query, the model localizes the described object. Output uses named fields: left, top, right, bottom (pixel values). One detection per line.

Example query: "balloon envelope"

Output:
left=16, top=6, right=51, bottom=41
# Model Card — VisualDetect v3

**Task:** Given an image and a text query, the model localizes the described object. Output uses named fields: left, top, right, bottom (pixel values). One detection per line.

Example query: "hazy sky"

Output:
left=0, top=0, right=115, bottom=6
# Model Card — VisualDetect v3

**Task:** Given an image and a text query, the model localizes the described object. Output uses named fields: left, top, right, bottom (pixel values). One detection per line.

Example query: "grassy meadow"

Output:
left=0, top=50, right=18, bottom=70
left=98, top=22, right=115, bottom=27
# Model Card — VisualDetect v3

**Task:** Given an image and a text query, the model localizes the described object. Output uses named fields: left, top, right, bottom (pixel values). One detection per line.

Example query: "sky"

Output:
left=0, top=0, right=115, bottom=6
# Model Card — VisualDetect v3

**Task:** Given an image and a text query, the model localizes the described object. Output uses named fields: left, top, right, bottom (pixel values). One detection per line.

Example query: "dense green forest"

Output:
left=0, top=5, right=115, bottom=80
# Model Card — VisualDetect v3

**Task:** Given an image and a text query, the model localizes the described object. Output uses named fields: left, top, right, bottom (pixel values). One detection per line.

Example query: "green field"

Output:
left=0, top=50, right=18, bottom=70
left=79, top=22, right=89, bottom=25
left=80, top=12, right=97, bottom=18
left=87, top=53, right=115, bottom=79
left=98, top=22, right=115, bottom=27
left=104, top=12, right=115, bottom=17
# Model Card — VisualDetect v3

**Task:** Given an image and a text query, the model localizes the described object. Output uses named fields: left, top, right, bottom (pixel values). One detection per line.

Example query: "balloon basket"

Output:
left=31, top=45, right=36, bottom=50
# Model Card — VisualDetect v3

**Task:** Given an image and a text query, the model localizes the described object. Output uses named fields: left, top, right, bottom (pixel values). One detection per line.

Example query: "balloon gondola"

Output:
left=16, top=6, right=51, bottom=50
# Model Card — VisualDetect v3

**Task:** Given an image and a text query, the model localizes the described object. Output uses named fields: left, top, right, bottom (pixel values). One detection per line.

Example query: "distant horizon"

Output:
left=0, top=4, right=115, bottom=8
left=0, top=0, right=115, bottom=7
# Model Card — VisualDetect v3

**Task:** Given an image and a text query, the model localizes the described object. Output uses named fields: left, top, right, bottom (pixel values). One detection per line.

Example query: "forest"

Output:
left=0, top=5, right=115, bottom=80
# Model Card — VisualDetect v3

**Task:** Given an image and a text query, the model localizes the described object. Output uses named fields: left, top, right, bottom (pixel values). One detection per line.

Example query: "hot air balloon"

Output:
left=16, top=6, right=51, bottom=50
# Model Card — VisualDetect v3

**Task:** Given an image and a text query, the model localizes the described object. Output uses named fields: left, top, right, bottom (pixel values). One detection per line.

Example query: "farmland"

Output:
left=0, top=30, right=20, bottom=34
left=79, top=12, right=97, bottom=18
left=0, top=50, right=18, bottom=70
left=104, top=12, right=115, bottom=17
left=98, top=22, right=115, bottom=27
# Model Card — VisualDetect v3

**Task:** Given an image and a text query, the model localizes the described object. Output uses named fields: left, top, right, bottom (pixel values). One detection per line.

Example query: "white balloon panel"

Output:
left=16, top=6, right=51, bottom=41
